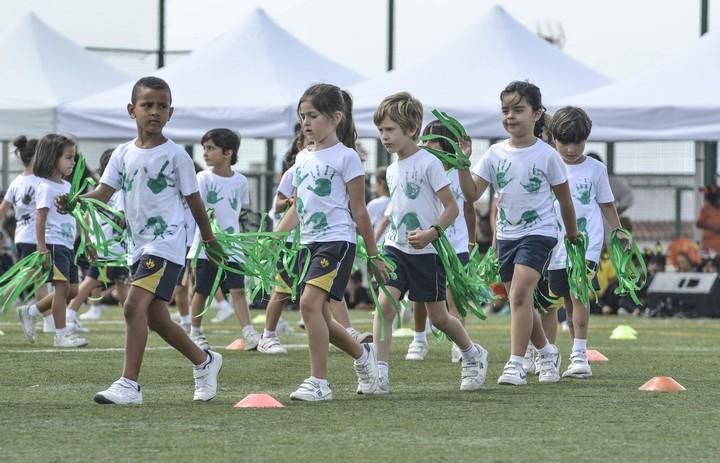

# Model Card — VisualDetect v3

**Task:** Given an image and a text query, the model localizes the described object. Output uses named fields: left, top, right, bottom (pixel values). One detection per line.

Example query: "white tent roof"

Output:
left=0, top=13, right=130, bottom=139
left=349, top=5, right=609, bottom=138
left=553, top=30, right=720, bottom=141
left=58, top=9, right=364, bottom=140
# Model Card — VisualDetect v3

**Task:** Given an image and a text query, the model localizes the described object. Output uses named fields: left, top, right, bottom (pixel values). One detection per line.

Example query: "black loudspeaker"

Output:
left=646, top=272, right=720, bottom=318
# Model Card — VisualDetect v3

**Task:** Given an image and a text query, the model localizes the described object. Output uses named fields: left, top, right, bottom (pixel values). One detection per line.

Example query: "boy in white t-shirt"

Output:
left=71, top=77, right=223, bottom=405
left=366, top=167, right=390, bottom=244
left=372, top=92, right=488, bottom=393
left=545, top=106, right=624, bottom=379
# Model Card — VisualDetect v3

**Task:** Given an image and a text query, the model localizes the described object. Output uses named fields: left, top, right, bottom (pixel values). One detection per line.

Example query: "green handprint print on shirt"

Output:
left=577, top=217, right=588, bottom=233
left=60, top=223, right=74, bottom=240
left=403, top=170, right=423, bottom=200
left=139, top=216, right=179, bottom=241
left=294, top=165, right=310, bottom=188
left=304, top=212, right=329, bottom=235
left=397, top=212, right=421, bottom=233
left=145, top=161, right=175, bottom=194
left=574, top=181, right=593, bottom=205
left=495, top=159, right=514, bottom=189
left=307, top=165, right=336, bottom=197
left=521, top=165, right=543, bottom=193
left=229, top=189, right=239, bottom=211
left=498, top=207, right=511, bottom=231
left=517, top=210, right=541, bottom=229
left=121, top=168, right=139, bottom=192
left=206, top=182, right=223, bottom=204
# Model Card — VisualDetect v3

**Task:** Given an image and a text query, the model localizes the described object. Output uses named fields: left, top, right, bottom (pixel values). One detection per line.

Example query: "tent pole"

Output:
left=265, top=139, right=275, bottom=214
left=387, top=0, right=395, bottom=71
left=157, top=0, right=165, bottom=68
left=1, top=141, right=8, bottom=190
left=605, top=142, right=615, bottom=174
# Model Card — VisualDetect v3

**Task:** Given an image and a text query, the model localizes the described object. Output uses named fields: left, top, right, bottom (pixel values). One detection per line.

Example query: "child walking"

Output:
left=275, top=83, right=386, bottom=401
left=459, top=80, right=578, bottom=385
left=188, top=128, right=260, bottom=351
left=373, top=92, right=488, bottom=393
left=74, top=77, right=223, bottom=404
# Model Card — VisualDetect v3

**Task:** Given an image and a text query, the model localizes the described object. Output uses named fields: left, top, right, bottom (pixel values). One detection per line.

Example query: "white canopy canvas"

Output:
left=0, top=13, right=130, bottom=139
left=553, top=30, right=720, bottom=141
left=349, top=5, right=609, bottom=138
left=58, top=9, right=364, bottom=140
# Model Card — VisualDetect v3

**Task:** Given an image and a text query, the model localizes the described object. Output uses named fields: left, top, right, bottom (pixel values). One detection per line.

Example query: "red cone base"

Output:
left=639, top=376, right=686, bottom=392
left=586, top=349, right=608, bottom=363
left=234, top=393, right=284, bottom=408
left=225, top=338, right=245, bottom=350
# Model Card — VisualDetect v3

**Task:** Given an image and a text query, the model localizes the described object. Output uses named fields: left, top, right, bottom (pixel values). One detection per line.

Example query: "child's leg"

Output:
left=425, top=301, right=472, bottom=349
left=564, top=296, right=576, bottom=339
left=570, top=295, right=588, bottom=345
left=146, top=298, right=207, bottom=365
left=51, top=281, right=69, bottom=330
left=68, top=276, right=99, bottom=312
left=325, top=302, right=363, bottom=359
left=300, top=284, right=332, bottom=379
left=174, top=284, right=190, bottom=318
left=373, top=286, right=402, bottom=363
left=230, top=288, right=252, bottom=328
left=541, top=308, right=558, bottom=344
left=330, top=299, right=352, bottom=328
left=263, top=290, right=289, bottom=333
left=121, top=286, right=155, bottom=381
left=412, top=301, right=428, bottom=336
left=508, top=265, right=543, bottom=356
left=115, top=279, right=129, bottom=306
left=190, top=292, right=209, bottom=328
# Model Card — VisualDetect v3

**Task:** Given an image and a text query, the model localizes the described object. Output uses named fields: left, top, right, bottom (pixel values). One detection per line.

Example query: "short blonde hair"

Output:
left=373, top=92, right=423, bottom=140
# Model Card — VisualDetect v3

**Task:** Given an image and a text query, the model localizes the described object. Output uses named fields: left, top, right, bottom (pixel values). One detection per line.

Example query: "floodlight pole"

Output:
left=158, top=0, right=165, bottom=68
left=377, top=0, right=396, bottom=167
left=701, top=0, right=708, bottom=34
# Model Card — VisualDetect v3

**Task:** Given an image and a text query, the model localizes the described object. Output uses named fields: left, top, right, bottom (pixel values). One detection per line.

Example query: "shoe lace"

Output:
left=503, top=361, right=520, bottom=376
left=462, top=359, right=480, bottom=379
left=539, top=353, right=558, bottom=373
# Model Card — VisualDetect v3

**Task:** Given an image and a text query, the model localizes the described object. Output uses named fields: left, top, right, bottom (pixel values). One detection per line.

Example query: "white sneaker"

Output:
left=191, top=330, right=211, bottom=351
left=258, top=336, right=288, bottom=354
left=405, top=340, right=428, bottom=361
left=562, top=351, right=592, bottom=379
left=244, top=331, right=260, bottom=351
left=67, top=318, right=90, bottom=334
left=376, top=375, right=390, bottom=394
left=538, top=345, right=562, bottom=383
left=211, top=304, right=234, bottom=323
left=451, top=343, right=462, bottom=363
left=497, top=360, right=528, bottom=385
left=534, top=349, right=542, bottom=375
left=193, top=350, right=223, bottom=401
left=290, top=378, right=332, bottom=401
left=181, top=322, right=191, bottom=334
left=352, top=331, right=373, bottom=344
left=460, top=344, right=489, bottom=391
left=355, top=343, right=380, bottom=394
left=522, top=344, right=536, bottom=374
left=53, top=332, right=89, bottom=348
left=94, top=378, right=143, bottom=405
left=43, top=316, right=56, bottom=333
left=298, top=316, right=305, bottom=330
left=16, top=305, right=37, bottom=344
left=277, top=318, right=294, bottom=335
left=79, top=305, right=105, bottom=321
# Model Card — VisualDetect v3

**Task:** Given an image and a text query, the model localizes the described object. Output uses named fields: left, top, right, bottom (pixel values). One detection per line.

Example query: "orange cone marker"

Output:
left=234, top=393, right=284, bottom=408
left=586, top=349, right=608, bottom=363
left=639, top=376, right=686, bottom=392
left=225, top=338, right=245, bottom=350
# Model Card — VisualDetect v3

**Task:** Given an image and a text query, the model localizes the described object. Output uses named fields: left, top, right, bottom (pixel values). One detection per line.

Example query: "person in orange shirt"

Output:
left=696, top=184, right=720, bottom=257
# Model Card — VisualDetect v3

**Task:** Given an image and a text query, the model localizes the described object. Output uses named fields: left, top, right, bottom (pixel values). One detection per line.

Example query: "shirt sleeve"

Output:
left=196, top=172, right=208, bottom=205
left=241, top=176, right=250, bottom=208
left=427, top=156, right=451, bottom=193
left=595, top=164, right=615, bottom=204
left=546, top=151, right=568, bottom=186
left=277, top=167, right=295, bottom=197
left=5, top=180, right=17, bottom=206
left=100, top=147, right=124, bottom=191
left=35, top=182, right=52, bottom=210
left=174, top=150, right=200, bottom=197
left=342, top=149, right=365, bottom=183
left=471, top=148, right=494, bottom=184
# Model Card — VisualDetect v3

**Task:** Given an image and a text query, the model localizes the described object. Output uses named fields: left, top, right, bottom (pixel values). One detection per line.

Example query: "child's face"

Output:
left=128, top=87, right=173, bottom=134
left=377, top=117, right=416, bottom=154
left=57, top=145, right=76, bottom=177
left=554, top=141, right=586, bottom=164
left=298, top=100, right=339, bottom=145
left=202, top=140, right=230, bottom=167
left=501, top=93, right=542, bottom=138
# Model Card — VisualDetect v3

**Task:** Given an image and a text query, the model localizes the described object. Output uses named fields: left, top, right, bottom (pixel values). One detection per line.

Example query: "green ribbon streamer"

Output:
left=533, top=286, right=559, bottom=315
left=565, top=233, right=597, bottom=307
left=467, top=245, right=500, bottom=286
left=609, top=228, right=647, bottom=306
left=0, top=252, right=51, bottom=313
left=418, top=109, right=472, bottom=170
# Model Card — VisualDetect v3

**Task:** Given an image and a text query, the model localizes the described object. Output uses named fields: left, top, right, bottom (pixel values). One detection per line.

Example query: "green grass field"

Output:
left=1, top=308, right=718, bottom=462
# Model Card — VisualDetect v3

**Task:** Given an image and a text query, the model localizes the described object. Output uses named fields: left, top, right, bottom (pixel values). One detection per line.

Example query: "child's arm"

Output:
left=185, top=192, right=215, bottom=242
left=552, top=182, right=578, bottom=239
left=600, top=202, right=622, bottom=230
left=408, top=185, right=459, bottom=249
left=55, top=183, right=115, bottom=214
left=458, top=170, right=489, bottom=203
left=374, top=215, right=389, bottom=243
left=348, top=176, right=389, bottom=280
left=274, top=193, right=294, bottom=213
left=464, top=200, right=476, bottom=250
left=35, top=208, right=49, bottom=253
left=275, top=203, right=300, bottom=232
left=0, top=199, right=11, bottom=218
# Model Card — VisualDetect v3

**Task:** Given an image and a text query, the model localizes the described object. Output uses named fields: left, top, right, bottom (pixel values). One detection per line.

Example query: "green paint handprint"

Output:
left=517, top=210, right=541, bottom=229
left=295, top=197, right=304, bottom=215
left=304, top=212, right=329, bottom=235
left=206, top=182, right=223, bottom=204
left=574, top=182, right=593, bottom=205
left=498, top=207, right=511, bottom=231
left=60, top=223, right=74, bottom=240
left=139, top=216, right=179, bottom=241
left=521, top=165, right=543, bottom=193
left=307, top=165, right=336, bottom=197
left=145, top=161, right=175, bottom=194
left=229, top=189, right=239, bottom=211
left=295, top=165, right=310, bottom=187
left=577, top=217, right=588, bottom=233
left=397, top=212, right=421, bottom=232
left=224, top=226, right=235, bottom=234
left=121, top=168, right=139, bottom=192
left=402, top=170, right=423, bottom=199
left=495, top=159, right=514, bottom=189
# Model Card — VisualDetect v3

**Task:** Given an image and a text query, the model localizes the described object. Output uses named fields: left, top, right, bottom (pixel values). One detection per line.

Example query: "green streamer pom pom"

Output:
left=609, top=228, right=647, bottom=306
left=418, top=109, right=472, bottom=170
left=564, top=233, right=597, bottom=307
left=467, top=245, right=500, bottom=287
left=0, top=252, right=51, bottom=314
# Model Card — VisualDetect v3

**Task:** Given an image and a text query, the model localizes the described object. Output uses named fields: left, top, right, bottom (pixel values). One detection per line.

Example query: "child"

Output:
left=373, top=92, right=488, bottom=393
left=30, top=134, right=87, bottom=347
left=74, top=76, right=223, bottom=404
left=367, top=167, right=390, bottom=244
left=545, top=106, right=622, bottom=378
left=187, top=128, right=260, bottom=351
left=405, top=120, right=478, bottom=364
left=67, top=149, right=129, bottom=326
left=275, top=83, right=386, bottom=401
left=458, top=81, right=578, bottom=385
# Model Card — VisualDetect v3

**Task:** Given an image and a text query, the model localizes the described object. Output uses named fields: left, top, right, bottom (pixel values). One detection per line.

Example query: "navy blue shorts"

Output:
left=16, top=243, right=37, bottom=260
left=47, top=244, right=79, bottom=284
left=278, top=241, right=356, bottom=301
left=457, top=252, right=469, bottom=266
left=496, top=235, right=557, bottom=283
left=194, top=259, right=245, bottom=296
left=89, top=265, right=129, bottom=283
left=547, top=261, right=600, bottom=298
left=130, top=255, right=183, bottom=302
left=384, top=246, right=446, bottom=302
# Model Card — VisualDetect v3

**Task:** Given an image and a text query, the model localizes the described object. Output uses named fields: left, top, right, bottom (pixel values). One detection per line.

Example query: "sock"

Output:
left=356, top=344, right=369, bottom=363
left=309, top=376, right=329, bottom=387
left=378, top=361, right=389, bottom=379
left=572, top=338, right=588, bottom=353
left=66, top=309, right=77, bottom=321
left=510, top=355, right=525, bottom=365
left=56, top=327, right=68, bottom=337
left=461, top=344, right=480, bottom=361
left=121, top=377, right=140, bottom=390
left=242, top=325, right=257, bottom=338
left=28, top=304, right=41, bottom=318
left=180, top=315, right=191, bottom=324
left=263, top=329, right=277, bottom=339
left=346, top=327, right=359, bottom=337
left=413, top=330, right=427, bottom=344
left=195, top=352, right=212, bottom=369
left=537, top=343, right=555, bottom=356
left=190, top=326, right=202, bottom=336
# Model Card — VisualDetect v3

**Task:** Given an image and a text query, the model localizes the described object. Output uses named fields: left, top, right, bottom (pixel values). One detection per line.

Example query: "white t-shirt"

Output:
left=36, top=179, right=75, bottom=249
left=548, top=156, right=615, bottom=269
left=189, top=170, right=250, bottom=260
left=384, top=149, right=451, bottom=255
left=100, top=139, right=199, bottom=266
left=366, top=195, right=390, bottom=244
left=95, top=191, right=127, bottom=258
left=472, top=139, right=567, bottom=240
left=293, top=143, right=365, bottom=244
left=445, top=169, right=469, bottom=254
left=183, top=198, right=196, bottom=248
left=5, top=174, right=41, bottom=244
left=275, top=166, right=297, bottom=242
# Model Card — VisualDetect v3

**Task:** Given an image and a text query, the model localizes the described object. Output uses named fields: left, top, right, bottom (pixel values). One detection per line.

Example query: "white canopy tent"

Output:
left=0, top=13, right=130, bottom=139
left=349, top=5, right=610, bottom=138
left=552, top=29, right=720, bottom=141
left=58, top=8, right=364, bottom=140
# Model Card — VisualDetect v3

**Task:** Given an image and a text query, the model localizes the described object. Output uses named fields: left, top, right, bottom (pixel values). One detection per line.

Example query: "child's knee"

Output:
left=509, top=291, right=532, bottom=308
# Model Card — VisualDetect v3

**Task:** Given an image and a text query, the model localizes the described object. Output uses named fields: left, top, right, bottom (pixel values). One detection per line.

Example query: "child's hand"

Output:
left=205, top=237, right=227, bottom=266
left=408, top=228, right=436, bottom=249
left=615, top=229, right=632, bottom=250
left=55, top=194, right=70, bottom=214
left=38, top=249, right=51, bottom=272
left=460, top=136, right=472, bottom=157
left=368, top=258, right=389, bottom=282
left=86, top=246, right=98, bottom=263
